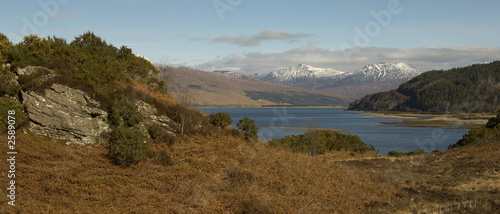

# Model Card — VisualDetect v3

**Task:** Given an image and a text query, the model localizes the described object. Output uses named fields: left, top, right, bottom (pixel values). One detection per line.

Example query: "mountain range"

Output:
left=160, top=66, right=349, bottom=107
left=161, top=62, right=422, bottom=107
left=254, top=62, right=421, bottom=99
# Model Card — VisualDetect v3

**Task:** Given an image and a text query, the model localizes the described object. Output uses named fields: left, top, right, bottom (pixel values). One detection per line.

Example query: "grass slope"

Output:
left=0, top=131, right=396, bottom=213
left=3, top=126, right=498, bottom=213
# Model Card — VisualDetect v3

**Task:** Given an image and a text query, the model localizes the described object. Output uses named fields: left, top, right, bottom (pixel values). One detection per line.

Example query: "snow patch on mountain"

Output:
left=213, top=70, right=244, bottom=78
left=344, top=62, right=421, bottom=82
left=258, top=62, right=421, bottom=83
left=258, top=64, right=345, bottom=83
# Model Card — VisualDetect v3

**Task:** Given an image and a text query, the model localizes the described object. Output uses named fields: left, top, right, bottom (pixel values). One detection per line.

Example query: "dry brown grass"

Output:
left=1, top=122, right=499, bottom=213
left=0, top=128, right=399, bottom=213
left=341, top=135, right=500, bottom=213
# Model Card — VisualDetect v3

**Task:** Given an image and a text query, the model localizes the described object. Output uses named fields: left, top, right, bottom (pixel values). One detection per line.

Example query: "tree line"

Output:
left=349, top=61, right=500, bottom=113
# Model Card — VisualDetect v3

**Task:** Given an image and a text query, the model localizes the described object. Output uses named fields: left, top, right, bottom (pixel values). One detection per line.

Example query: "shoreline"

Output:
left=261, top=126, right=349, bottom=132
left=196, top=106, right=348, bottom=109
left=363, top=112, right=490, bottom=128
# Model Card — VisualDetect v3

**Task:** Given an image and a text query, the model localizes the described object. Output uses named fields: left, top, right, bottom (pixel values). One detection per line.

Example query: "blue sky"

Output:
left=1, top=0, right=500, bottom=74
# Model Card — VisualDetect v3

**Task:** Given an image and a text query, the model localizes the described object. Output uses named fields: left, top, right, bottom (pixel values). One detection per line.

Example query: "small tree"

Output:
left=210, top=112, right=233, bottom=128
left=237, top=117, right=259, bottom=142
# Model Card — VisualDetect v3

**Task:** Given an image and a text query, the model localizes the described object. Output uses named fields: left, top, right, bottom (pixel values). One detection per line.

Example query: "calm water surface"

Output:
left=200, top=108, right=470, bottom=153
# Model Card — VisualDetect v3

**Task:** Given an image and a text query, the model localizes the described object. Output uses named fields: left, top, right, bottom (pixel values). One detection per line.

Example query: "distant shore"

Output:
left=261, top=126, right=349, bottom=132
left=198, top=106, right=347, bottom=109
left=364, top=112, right=491, bottom=129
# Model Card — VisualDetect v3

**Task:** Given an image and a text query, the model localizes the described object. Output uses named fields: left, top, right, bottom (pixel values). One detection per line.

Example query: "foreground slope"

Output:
left=0, top=130, right=398, bottom=213
left=349, top=61, right=500, bottom=113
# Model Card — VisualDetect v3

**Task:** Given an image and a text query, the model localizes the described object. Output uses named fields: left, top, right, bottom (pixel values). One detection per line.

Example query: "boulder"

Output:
left=22, top=84, right=111, bottom=145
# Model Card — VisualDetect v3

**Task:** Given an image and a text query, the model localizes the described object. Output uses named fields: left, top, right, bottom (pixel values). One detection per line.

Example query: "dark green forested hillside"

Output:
left=349, top=61, right=500, bottom=113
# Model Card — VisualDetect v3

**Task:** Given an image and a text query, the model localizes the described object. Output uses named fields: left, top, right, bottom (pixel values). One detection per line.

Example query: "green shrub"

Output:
left=210, top=112, right=233, bottom=128
left=388, top=149, right=427, bottom=157
left=108, top=126, right=153, bottom=167
left=237, top=117, right=259, bottom=142
left=388, top=151, right=401, bottom=157
left=0, top=98, right=28, bottom=134
left=0, top=33, right=13, bottom=65
left=109, top=95, right=142, bottom=127
left=0, top=68, right=20, bottom=97
left=17, top=66, right=56, bottom=93
left=268, top=130, right=372, bottom=155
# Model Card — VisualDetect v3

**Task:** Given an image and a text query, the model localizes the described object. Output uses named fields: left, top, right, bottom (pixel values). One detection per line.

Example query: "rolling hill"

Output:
left=158, top=66, right=350, bottom=107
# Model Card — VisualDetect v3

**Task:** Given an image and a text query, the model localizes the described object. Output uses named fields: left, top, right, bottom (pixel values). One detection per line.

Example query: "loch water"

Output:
left=200, top=108, right=471, bottom=154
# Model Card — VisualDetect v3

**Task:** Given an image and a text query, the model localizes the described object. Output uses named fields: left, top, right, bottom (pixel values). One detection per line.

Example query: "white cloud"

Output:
left=212, top=29, right=312, bottom=47
left=194, top=46, right=500, bottom=74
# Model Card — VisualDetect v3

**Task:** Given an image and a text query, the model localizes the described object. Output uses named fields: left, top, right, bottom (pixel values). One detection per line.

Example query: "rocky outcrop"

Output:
left=22, top=84, right=111, bottom=145
left=16, top=65, right=39, bottom=76
left=135, top=100, right=177, bottom=136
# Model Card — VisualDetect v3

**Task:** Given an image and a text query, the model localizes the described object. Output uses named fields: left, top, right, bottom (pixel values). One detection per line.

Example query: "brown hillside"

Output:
left=1, top=130, right=398, bottom=213
left=3, top=125, right=499, bottom=213
left=160, top=66, right=349, bottom=107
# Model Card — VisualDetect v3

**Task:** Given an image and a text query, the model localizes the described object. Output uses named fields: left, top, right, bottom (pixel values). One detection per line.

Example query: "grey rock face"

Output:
left=135, top=100, right=176, bottom=136
left=16, top=65, right=39, bottom=76
left=22, top=84, right=111, bottom=145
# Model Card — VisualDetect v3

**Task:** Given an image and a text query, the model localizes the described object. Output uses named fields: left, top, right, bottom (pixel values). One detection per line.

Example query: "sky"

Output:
left=1, top=0, right=500, bottom=74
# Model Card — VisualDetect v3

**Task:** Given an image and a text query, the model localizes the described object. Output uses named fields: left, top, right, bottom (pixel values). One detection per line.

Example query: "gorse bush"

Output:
left=0, top=98, right=28, bottom=134
left=2, top=32, right=165, bottom=109
left=210, top=112, right=233, bottom=128
left=108, top=126, right=153, bottom=167
left=107, top=95, right=156, bottom=167
left=0, top=68, right=20, bottom=98
left=109, top=95, right=142, bottom=127
left=388, top=149, right=426, bottom=157
left=237, top=117, right=259, bottom=142
left=17, top=66, right=56, bottom=93
left=268, top=130, right=373, bottom=155
left=0, top=33, right=13, bottom=65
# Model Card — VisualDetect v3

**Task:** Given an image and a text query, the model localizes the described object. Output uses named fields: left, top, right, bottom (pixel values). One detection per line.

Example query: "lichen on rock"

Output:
left=22, top=84, right=111, bottom=145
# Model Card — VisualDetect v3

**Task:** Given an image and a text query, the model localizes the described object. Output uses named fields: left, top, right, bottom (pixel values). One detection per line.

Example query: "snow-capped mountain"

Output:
left=213, top=70, right=245, bottom=78
left=256, top=62, right=421, bottom=99
left=343, top=62, right=421, bottom=82
left=258, top=64, right=345, bottom=83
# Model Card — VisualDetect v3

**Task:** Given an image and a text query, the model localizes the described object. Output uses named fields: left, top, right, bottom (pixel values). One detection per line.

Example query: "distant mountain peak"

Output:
left=260, top=64, right=345, bottom=83
left=350, top=62, right=421, bottom=82
left=256, top=62, right=422, bottom=99
left=213, top=70, right=244, bottom=78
